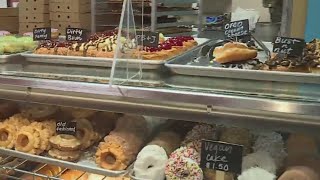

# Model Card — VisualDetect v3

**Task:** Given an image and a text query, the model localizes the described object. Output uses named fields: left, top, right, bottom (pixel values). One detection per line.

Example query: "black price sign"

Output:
left=33, top=28, right=51, bottom=41
left=273, top=37, right=306, bottom=56
left=136, top=31, right=159, bottom=47
left=66, top=28, right=86, bottom=42
left=224, top=19, right=250, bottom=39
left=200, top=140, right=243, bottom=174
left=56, top=121, right=77, bottom=135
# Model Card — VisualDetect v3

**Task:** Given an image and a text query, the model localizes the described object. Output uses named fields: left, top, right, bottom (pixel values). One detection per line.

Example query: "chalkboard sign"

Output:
left=273, top=37, right=306, bottom=56
left=56, top=121, right=77, bottom=135
left=33, top=28, right=51, bottom=41
left=200, top=140, right=243, bottom=174
left=66, top=28, right=86, bottom=42
left=224, top=19, right=250, bottom=39
left=136, top=31, right=159, bottom=47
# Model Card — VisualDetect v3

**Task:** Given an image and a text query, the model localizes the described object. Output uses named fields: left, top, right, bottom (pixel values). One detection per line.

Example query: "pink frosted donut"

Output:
left=165, top=156, right=203, bottom=180
left=0, top=31, right=10, bottom=36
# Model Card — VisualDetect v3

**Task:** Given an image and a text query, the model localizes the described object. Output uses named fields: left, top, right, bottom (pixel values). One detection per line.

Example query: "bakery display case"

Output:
left=0, top=0, right=319, bottom=179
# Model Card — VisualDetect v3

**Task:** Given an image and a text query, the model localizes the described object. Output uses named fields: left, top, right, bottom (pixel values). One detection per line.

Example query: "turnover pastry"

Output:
left=213, top=42, right=258, bottom=64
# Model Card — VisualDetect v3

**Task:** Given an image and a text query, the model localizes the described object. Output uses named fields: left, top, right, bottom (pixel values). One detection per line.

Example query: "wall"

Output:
left=232, top=0, right=270, bottom=22
left=305, top=0, right=320, bottom=41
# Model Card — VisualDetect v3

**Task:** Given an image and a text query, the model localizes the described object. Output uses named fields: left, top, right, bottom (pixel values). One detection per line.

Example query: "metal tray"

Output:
left=21, top=38, right=209, bottom=70
left=0, top=53, right=24, bottom=63
left=165, top=42, right=320, bottom=84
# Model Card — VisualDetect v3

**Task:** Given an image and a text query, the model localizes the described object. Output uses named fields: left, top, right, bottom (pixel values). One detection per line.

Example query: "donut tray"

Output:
left=165, top=41, right=320, bottom=84
left=0, top=148, right=131, bottom=177
left=20, top=38, right=210, bottom=70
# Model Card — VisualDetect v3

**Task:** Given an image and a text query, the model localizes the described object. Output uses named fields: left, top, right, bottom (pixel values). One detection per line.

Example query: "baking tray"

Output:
left=21, top=38, right=209, bottom=70
left=165, top=41, right=320, bottom=84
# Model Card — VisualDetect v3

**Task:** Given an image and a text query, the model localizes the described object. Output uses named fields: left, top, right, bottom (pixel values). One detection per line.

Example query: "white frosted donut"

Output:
left=134, top=145, right=168, bottom=180
left=242, top=151, right=277, bottom=174
left=238, top=167, right=276, bottom=180
left=253, top=132, right=286, bottom=167
left=165, top=157, right=203, bottom=180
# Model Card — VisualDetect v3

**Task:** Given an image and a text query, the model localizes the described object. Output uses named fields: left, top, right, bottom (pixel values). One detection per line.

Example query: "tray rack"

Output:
left=0, top=148, right=129, bottom=179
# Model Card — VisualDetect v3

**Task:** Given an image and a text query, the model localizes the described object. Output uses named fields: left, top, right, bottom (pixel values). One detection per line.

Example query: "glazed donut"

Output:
left=242, top=151, right=277, bottom=174
left=15, top=126, right=41, bottom=154
left=21, top=104, right=58, bottom=121
left=75, top=118, right=95, bottom=150
left=49, top=134, right=81, bottom=151
left=0, top=123, right=16, bottom=149
left=48, top=148, right=81, bottom=162
left=165, top=157, right=203, bottom=180
left=134, top=145, right=168, bottom=180
left=238, top=167, right=276, bottom=180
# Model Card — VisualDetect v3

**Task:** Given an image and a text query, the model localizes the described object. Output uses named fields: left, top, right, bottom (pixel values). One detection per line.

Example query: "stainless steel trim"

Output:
left=0, top=76, right=319, bottom=121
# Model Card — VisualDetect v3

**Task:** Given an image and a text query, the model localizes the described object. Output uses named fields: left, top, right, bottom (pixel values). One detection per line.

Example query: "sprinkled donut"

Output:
left=165, top=157, right=203, bottom=180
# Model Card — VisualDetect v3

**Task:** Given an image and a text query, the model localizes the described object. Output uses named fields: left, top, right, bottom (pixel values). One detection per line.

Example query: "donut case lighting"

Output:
left=0, top=0, right=320, bottom=180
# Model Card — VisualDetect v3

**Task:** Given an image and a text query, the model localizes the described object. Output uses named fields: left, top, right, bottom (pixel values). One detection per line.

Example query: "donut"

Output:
left=87, top=174, right=130, bottom=180
left=165, top=157, right=203, bottom=180
left=60, top=170, right=88, bottom=180
left=48, top=148, right=81, bottom=162
left=96, top=135, right=128, bottom=170
left=21, top=105, right=58, bottom=120
left=75, top=118, right=95, bottom=150
left=220, top=127, right=252, bottom=155
left=238, top=167, right=276, bottom=180
left=49, top=134, right=81, bottom=151
left=287, top=134, right=318, bottom=157
left=148, top=131, right=182, bottom=155
left=182, top=124, right=217, bottom=151
left=242, top=151, right=277, bottom=174
left=0, top=101, right=18, bottom=120
left=15, top=125, right=42, bottom=154
left=253, top=132, right=286, bottom=167
left=279, top=166, right=319, bottom=180
left=30, top=122, right=53, bottom=151
left=134, top=145, right=168, bottom=180
left=0, top=123, right=16, bottom=149
left=169, top=147, right=200, bottom=164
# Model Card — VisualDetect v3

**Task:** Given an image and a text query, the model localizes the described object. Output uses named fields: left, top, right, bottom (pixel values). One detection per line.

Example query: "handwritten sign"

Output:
left=33, top=28, right=51, bottom=41
left=200, top=140, right=243, bottom=174
left=136, top=31, right=159, bottom=47
left=224, top=19, right=249, bottom=39
left=56, top=121, right=76, bottom=135
left=273, top=37, right=305, bottom=56
left=66, top=28, right=86, bottom=42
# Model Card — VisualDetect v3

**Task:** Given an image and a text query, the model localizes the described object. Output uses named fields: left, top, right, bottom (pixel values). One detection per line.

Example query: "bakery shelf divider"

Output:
left=0, top=148, right=129, bottom=177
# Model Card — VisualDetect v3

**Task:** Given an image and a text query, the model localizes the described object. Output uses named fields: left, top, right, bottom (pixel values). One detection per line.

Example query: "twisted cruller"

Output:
left=0, top=114, right=31, bottom=149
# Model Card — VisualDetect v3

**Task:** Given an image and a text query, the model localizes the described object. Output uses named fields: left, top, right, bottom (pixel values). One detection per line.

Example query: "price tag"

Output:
left=33, top=28, right=51, bottom=41
left=224, top=19, right=250, bottom=39
left=273, top=37, right=306, bottom=56
left=200, top=140, right=243, bottom=174
left=56, top=121, right=77, bottom=135
left=66, top=28, right=86, bottom=42
left=136, top=31, right=159, bottom=47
